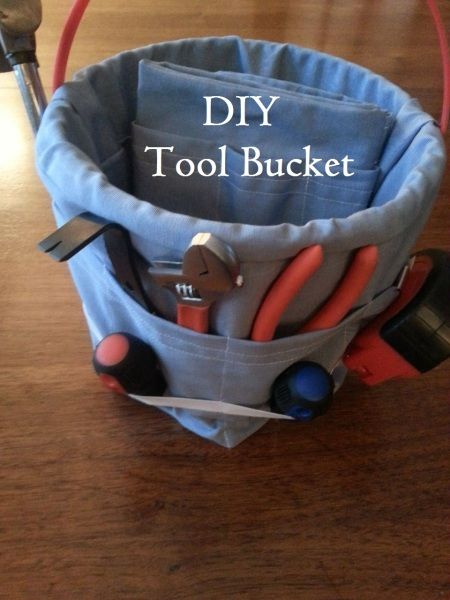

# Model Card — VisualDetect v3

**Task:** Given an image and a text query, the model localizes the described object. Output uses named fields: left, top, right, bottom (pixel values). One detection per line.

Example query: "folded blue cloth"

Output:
left=136, top=59, right=393, bottom=168
left=133, top=59, right=393, bottom=224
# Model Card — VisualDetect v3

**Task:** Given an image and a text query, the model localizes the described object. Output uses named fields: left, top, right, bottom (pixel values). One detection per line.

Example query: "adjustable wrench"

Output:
left=148, top=233, right=243, bottom=333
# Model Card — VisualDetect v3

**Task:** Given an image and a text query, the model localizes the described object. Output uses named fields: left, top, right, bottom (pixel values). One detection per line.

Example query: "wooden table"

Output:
left=1, top=1, right=448, bottom=598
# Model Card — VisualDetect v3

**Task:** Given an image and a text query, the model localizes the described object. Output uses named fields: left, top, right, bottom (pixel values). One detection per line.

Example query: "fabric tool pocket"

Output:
left=79, top=248, right=397, bottom=442
left=218, top=146, right=381, bottom=225
left=131, top=122, right=222, bottom=220
left=79, top=253, right=398, bottom=447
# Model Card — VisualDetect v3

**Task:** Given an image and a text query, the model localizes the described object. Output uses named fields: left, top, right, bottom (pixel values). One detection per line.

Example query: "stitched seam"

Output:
left=136, top=148, right=377, bottom=195
left=219, top=337, right=230, bottom=402
left=114, top=291, right=336, bottom=365
left=215, top=171, right=220, bottom=220
left=301, top=176, right=309, bottom=224
left=303, top=191, right=366, bottom=206
left=136, top=165, right=373, bottom=200
left=222, top=175, right=374, bottom=198
left=149, top=330, right=335, bottom=365
left=306, top=180, right=374, bottom=194
left=86, top=263, right=391, bottom=366
left=101, top=264, right=369, bottom=359
left=156, top=328, right=332, bottom=358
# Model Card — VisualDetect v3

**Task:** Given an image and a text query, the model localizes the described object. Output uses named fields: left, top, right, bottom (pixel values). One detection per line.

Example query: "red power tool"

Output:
left=344, top=249, right=450, bottom=385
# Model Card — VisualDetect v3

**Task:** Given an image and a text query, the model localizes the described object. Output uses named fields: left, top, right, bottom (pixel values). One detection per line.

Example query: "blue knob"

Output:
left=271, top=361, right=334, bottom=421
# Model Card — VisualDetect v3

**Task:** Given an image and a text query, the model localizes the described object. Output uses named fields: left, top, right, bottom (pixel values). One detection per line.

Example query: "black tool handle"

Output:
left=38, top=213, right=155, bottom=313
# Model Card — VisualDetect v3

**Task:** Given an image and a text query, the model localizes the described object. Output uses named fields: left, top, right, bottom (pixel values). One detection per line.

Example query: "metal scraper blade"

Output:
left=37, top=213, right=110, bottom=261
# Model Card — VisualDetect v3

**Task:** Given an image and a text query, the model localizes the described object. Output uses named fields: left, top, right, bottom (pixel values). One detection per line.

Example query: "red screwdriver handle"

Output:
left=93, top=332, right=166, bottom=395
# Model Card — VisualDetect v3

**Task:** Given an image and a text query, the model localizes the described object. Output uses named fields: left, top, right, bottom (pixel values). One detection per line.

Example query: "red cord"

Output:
left=51, top=0, right=448, bottom=131
left=52, top=0, right=90, bottom=93
left=426, top=0, right=450, bottom=133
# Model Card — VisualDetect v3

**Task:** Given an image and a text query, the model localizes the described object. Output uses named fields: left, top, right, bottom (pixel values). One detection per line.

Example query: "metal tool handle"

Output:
left=0, top=0, right=46, bottom=132
left=12, top=60, right=46, bottom=133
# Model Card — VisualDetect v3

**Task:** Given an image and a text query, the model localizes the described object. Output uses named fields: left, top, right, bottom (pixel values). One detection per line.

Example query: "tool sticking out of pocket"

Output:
left=38, top=212, right=156, bottom=312
left=148, top=232, right=243, bottom=333
left=251, top=244, right=379, bottom=341
left=90, top=242, right=380, bottom=419
left=269, top=246, right=450, bottom=419
left=39, top=216, right=449, bottom=421
left=38, top=213, right=243, bottom=333
left=253, top=243, right=379, bottom=419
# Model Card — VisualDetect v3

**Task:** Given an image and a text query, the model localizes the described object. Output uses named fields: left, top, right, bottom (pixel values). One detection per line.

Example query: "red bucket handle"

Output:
left=52, top=0, right=449, bottom=133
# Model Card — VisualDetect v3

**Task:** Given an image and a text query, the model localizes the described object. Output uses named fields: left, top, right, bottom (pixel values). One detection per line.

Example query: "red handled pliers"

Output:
left=251, top=244, right=378, bottom=341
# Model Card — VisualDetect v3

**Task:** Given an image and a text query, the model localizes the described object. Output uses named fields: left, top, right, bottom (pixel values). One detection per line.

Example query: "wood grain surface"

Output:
left=0, top=1, right=449, bottom=598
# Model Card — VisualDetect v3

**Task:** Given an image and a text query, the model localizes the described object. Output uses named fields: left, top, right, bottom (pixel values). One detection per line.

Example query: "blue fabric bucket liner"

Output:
left=36, top=36, right=446, bottom=447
